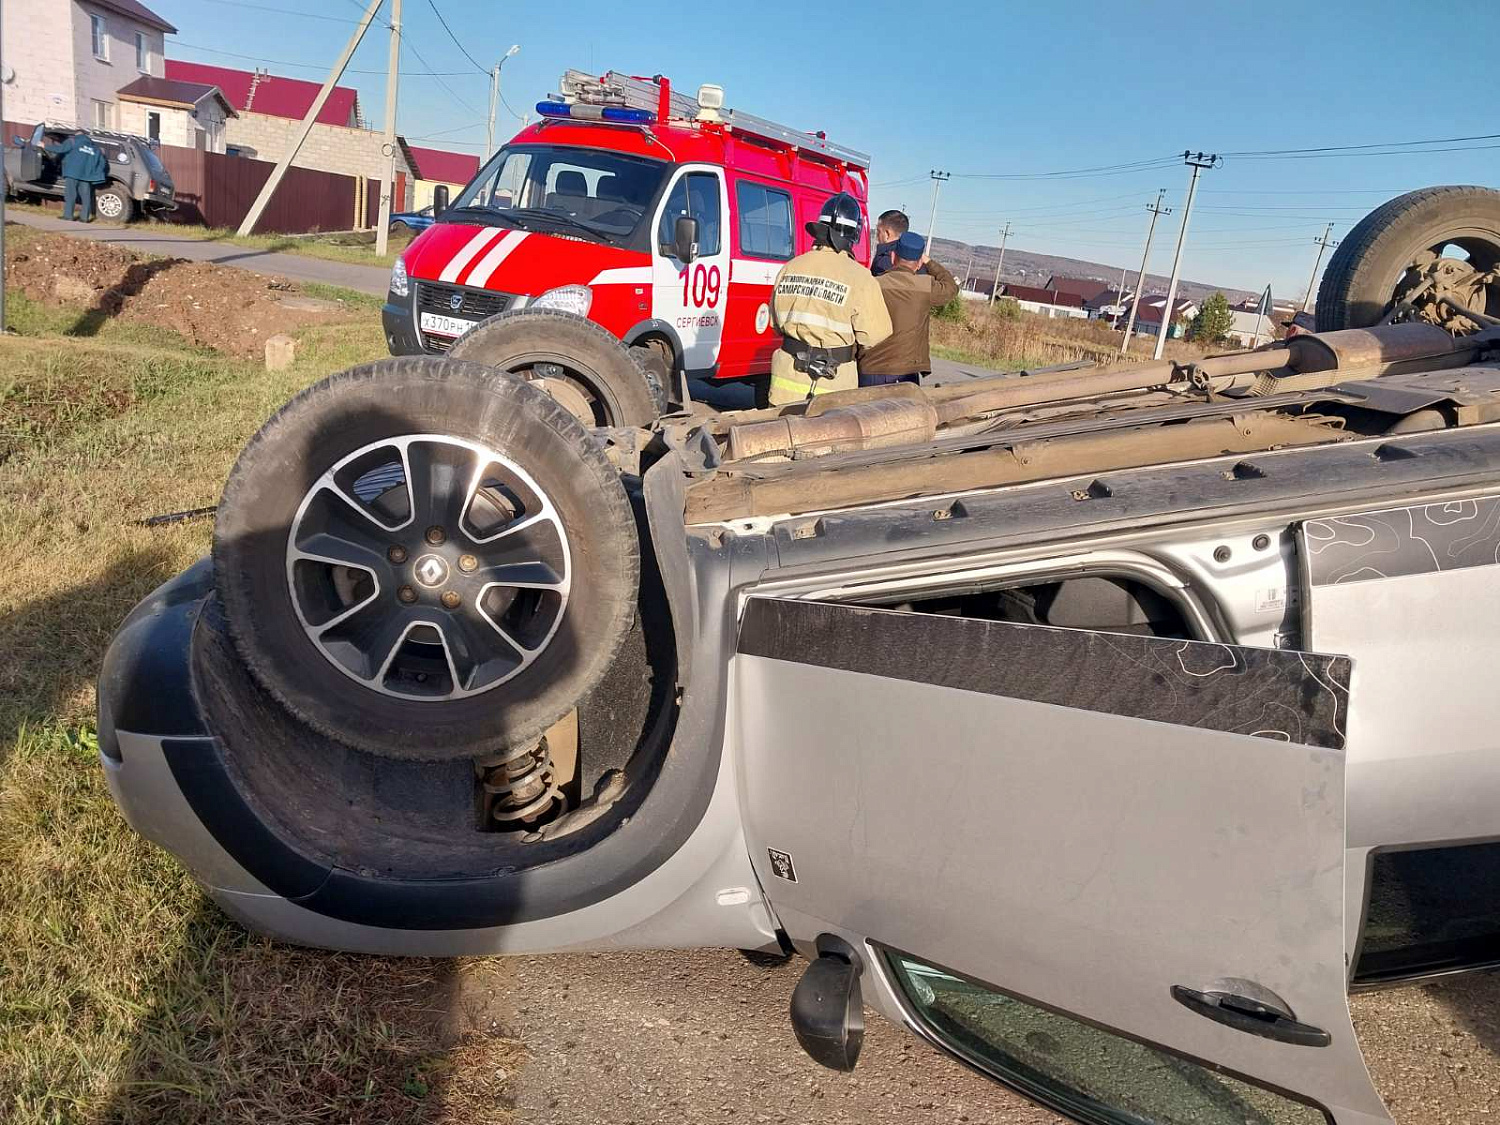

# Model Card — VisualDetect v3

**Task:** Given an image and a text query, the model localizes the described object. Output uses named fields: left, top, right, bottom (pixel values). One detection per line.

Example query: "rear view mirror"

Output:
left=671, top=215, right=699, bottom=263
left=432, top=184, right=450, bottom=216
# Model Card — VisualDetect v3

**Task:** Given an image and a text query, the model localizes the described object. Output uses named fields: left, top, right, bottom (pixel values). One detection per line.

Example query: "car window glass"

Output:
left=452, top=146, right=668, bottom=240
left=657, top=172, right=721, bottom=256
left=886, top=952, right=1329, bottom=1125
left=736, top=182, right=794, bottom=260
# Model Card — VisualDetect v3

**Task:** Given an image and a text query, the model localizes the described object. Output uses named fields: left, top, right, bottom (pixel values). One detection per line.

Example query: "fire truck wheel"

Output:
left=450, top=310, right=665, bottom=426
left=213, top=356, right=641, bottom=761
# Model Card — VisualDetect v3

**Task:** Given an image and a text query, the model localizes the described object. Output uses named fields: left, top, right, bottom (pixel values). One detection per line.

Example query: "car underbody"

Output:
left=98, top=186, right=1500, bottom=1124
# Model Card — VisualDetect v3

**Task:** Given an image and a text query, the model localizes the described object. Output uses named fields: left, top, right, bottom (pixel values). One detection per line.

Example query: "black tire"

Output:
left=449, top=309, right=665, bottom=426
left=94, top=184, right=132, bottom=223
left=1315, top=186, right=1500, bottom=332
left=630, top=342, right=676, bottom=410
left=389, top=220, right=409, bottom=234
left=213, top=356, right=641, bottom=761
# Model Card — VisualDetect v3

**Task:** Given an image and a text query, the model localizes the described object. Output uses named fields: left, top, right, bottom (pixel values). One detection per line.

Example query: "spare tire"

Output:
left=450, top=309, right=667, bottom=426
left=1315, top=185, right=1500, bottom=331
left=213, top=357, right=640, bottom=761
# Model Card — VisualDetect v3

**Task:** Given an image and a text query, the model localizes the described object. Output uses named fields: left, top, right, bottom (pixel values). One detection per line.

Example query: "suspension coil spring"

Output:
left=476, top=737, right=564, bottom=827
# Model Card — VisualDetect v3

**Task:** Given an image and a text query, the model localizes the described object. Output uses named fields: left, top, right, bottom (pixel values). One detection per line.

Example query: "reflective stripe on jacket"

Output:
left=769, top=246, right=892, bottom=405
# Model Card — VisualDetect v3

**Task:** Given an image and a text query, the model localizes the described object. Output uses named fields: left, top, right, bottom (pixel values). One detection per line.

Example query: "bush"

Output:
left=933, top=294, right=968, bottom=323
left=992, top=297, right=1021, bottom=320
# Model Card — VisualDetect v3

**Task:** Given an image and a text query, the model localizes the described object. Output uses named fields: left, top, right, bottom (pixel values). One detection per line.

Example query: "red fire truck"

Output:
left=382, top=70, right=872, bottom=422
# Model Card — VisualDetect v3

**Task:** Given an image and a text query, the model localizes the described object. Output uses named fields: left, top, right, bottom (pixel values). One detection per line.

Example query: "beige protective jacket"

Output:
left=769, top=246, right=892, bottom=404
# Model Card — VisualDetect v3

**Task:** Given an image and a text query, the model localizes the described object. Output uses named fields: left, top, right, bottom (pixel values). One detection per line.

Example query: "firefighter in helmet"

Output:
left=765, top=193, right=892, bottom=406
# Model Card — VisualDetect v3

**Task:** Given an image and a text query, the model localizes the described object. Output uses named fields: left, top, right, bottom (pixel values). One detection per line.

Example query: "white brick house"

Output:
left=2, top=0, right=176, bottom=131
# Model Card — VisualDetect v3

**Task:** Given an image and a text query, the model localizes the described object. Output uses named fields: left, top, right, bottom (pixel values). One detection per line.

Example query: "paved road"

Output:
left=8, top=211, right=393, bottom=294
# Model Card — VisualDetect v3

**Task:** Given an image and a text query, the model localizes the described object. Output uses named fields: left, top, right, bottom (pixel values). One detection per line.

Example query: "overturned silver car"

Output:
left=100, top=186, right=1500, bottom=1124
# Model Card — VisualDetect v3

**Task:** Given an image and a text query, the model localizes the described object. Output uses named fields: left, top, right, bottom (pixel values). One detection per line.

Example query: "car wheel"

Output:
left=1316, top=186, right=1500, bottom=332
left=389, top=220, right=409, bottom=234
left=212, top=356, right=641, bottom=761
left=450, top=310, right=665, bottom=427
left=94, top=185, right=132, bottom=222
left=629, top=343, right=676, bottom=410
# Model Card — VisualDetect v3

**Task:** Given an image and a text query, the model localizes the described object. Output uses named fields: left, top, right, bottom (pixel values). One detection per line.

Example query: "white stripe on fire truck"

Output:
left=439, top=228, right=506, bottom=283
left=588, top=266, right=653, bottom=285
left=465, top=231, right=529, bottom=287
left=730, top=260, right=780, bottom=285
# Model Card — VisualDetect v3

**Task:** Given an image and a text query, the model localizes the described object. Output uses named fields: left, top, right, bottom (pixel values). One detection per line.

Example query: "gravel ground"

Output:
left=459, top=948, right=1500, bottom=1125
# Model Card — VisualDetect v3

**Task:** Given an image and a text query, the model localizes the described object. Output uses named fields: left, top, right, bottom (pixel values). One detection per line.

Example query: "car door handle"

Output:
left=1171, top=985, right=1332, bottom=1047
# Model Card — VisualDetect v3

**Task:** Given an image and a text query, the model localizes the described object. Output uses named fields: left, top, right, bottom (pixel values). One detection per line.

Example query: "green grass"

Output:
left=0, top=262, right=523, bottom=1123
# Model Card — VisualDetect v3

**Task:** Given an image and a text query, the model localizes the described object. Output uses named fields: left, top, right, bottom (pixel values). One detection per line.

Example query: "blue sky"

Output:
left=157, top=0, right=1499, bottom=298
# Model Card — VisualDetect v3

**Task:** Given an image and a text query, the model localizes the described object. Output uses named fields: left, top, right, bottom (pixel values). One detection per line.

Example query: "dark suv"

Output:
left=4, top=123, right=176, bottom=222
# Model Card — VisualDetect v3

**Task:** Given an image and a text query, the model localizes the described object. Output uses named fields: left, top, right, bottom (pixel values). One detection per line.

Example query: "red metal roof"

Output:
left=1047, top=276, right=1112, bottom=302
left=164, top=61, right=360, bottom=127
left=1001, top=283, right=1085, bottom=308
left=407, top=145, right=481, bottom=185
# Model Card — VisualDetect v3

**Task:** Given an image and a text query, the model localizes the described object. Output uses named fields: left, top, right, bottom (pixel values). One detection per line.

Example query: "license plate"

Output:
left=419, top=312, right=476, bottom=338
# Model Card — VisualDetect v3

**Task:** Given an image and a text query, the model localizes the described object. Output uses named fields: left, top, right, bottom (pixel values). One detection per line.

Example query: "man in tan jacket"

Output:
left=859, top=232, right=959, bottom=387
left=765, top=193, right=892, bottom=406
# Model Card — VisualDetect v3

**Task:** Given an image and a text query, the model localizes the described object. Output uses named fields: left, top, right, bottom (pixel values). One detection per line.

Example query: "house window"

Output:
left=147, top=111, right=161, bottom=143
left=736, top=181, right=794, bottom=260
left=92, top=100, right=112, bottom=130
left=135, top=31, right=149, bottom=72
left=90, top=14, right=108, bottom=61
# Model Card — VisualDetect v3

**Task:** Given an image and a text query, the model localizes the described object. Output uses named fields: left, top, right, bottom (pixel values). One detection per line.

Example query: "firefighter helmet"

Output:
left=807, top=192, right=864, bottom=254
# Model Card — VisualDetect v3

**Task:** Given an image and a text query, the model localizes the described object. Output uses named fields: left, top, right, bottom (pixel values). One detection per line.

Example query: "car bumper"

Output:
left=382, top=298, right=426, bottom=356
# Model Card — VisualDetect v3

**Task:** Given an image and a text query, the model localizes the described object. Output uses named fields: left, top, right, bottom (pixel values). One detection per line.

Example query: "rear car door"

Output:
left=721, top=178, right=795, bottom=378
left=734, top=596, right=1392, bottom=1125
left=652, top=165, right=729, bottom=374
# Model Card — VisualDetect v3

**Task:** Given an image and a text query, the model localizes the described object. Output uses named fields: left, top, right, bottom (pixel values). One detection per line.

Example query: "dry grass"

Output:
left=0, top=235, right=523, bottom=1123
left=931, top=300, right=1214, bottom=372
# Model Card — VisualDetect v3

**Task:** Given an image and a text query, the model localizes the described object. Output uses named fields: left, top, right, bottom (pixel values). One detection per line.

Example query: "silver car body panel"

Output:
left=108, top=730, right=776, bottom=955
left=732, top=595, right=1391, bottom=1123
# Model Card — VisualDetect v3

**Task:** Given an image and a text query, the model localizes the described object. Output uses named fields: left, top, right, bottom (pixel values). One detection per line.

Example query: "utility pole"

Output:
left=1120, top=189, right=1170, bottom=353
left=988, top=222, right=1011, bottom=305
left=1301, top=222, right=1339, bottom=314
left=961, top=246, right=975, bottom=287
left=374, top=0, right=403, bottom=258
left=1, top=17, right=9, bottom=336
left=925, top=170, right=950, bottom=250
left=1153, top=152, right=1218, bottom=360
left=238, top=0, right=383, bottom=236
left=485, top=44, right=520, bottom=161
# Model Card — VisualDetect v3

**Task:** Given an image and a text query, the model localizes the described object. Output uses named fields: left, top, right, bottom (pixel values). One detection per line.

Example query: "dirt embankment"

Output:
left=5, top=230, right=359, bottom=358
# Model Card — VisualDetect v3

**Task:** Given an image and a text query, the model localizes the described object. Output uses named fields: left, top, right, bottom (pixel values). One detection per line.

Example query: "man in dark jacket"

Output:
left=871, top=209, right=909, bottom=277
left=859, top=232, right=959, bottom=387
left=47, top=132, right=109, bottom=222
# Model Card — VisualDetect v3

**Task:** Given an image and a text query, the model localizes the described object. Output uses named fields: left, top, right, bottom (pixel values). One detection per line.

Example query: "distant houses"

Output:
left=1124, top=295, right=1200, bottom=339
left=956, top=278, right=1088, bottom=319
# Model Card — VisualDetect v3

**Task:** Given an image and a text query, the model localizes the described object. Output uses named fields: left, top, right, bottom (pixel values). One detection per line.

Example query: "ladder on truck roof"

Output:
left=557, top=69, right=871, bottom=169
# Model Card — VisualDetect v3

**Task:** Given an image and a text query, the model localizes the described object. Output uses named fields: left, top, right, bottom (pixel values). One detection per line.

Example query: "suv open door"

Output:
left=734, top=597, right=1391, bottom=1125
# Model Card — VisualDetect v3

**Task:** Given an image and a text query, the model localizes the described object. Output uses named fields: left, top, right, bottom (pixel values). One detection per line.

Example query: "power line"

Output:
left=402, top=36, right=484, bottom=117
left=196, top=0, right=366, bottom=24
left=952, top=155, right=1183, bottom=181
left=171, top=39, right=471, bottom=76
left=425, top=0, right=491, bottom=75
left=1221, top=133, right=1500, bottom=158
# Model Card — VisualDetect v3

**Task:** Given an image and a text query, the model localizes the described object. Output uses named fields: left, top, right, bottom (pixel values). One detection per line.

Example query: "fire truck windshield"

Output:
left=448, top=145, right=669, bottom=244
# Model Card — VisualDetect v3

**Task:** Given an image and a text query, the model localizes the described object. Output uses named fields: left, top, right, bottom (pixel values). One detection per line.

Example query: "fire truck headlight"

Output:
left=389, top=256, right=410, bottom=299
left=531, top=284, right=593, bottom=316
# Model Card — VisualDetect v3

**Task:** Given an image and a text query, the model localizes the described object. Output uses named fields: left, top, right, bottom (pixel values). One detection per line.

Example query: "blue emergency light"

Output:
left=535, top=101, right=656, bottom=125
